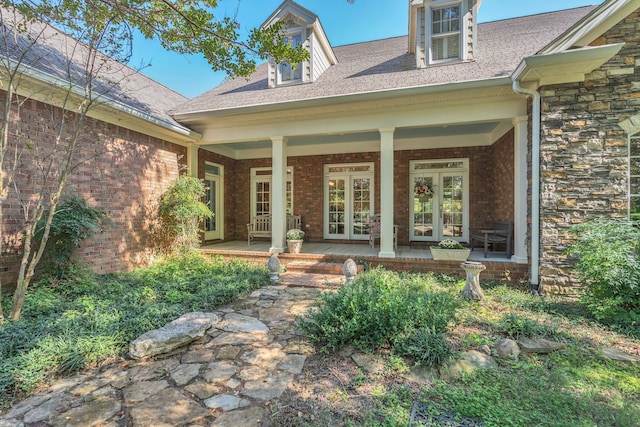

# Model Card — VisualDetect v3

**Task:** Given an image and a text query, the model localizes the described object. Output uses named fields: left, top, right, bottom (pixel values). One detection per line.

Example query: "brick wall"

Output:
left=1, top=91, right=187, bottom=292
left=539, top=9, right=640, bottom=293
left=228, top=137, right=514, bottom=245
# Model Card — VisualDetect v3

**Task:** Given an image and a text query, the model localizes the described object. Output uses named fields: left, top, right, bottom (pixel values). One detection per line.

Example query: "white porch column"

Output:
left=270, top=136, right=287, bottom=253
left=186, top=144, right=199, bottom=178
left=512, top=116, right=528, bottom=264
left=378, top=128, right=396, bottom=258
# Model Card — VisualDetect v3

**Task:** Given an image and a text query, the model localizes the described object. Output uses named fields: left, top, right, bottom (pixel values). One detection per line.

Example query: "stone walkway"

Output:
left=0, top=273, right=342, bottom=427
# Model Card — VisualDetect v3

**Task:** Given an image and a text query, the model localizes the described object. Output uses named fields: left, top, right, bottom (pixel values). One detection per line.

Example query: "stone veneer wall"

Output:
left=539, top=9, right=640, bottom=293
left=0, top=92, right=187, bottom=293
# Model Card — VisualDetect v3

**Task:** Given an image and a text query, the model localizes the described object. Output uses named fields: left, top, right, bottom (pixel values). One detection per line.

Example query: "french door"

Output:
left=324, top=163, right=374, bottom=240
left=410, top=159, right=468, bottom=242
left=204, top=162, right=223, bottom=240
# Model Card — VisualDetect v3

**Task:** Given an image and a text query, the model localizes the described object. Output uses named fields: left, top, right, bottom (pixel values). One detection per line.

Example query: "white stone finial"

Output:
left=343, top=258, right=358, bottom=284
left=267, top=254, right=281, bottom=283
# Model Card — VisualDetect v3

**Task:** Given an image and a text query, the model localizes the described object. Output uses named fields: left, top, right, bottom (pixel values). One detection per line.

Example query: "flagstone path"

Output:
left=0, top=273, right=343, bottom=427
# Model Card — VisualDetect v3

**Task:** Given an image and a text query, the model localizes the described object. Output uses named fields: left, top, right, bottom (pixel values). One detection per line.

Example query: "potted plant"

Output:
left=430, top=238, right=471, bottom=261
left=286, top=229, right=305, bottom=254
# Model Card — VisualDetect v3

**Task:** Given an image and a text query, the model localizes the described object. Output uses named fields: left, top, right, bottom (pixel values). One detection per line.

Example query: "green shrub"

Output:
left=0, top=253, right=268, bottom=405
left=567, top=218, right=640, bottom=333
left=394, top=328, right=454, bottom=367
left=497, top=313, right=557, bottom=339
left=35, top=197, right=111, bottom=272
left=158, top=175, right=212, bottom=252
left=297, top=268, right=460, bottom=354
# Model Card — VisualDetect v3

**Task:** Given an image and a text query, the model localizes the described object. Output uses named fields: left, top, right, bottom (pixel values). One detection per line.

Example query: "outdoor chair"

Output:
left=368, top=214, right=398, bottom=250
left=471, top=221, right=513, bottom=258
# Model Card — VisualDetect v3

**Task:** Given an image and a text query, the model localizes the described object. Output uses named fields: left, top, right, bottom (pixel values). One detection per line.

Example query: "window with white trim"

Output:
left=251, top=167, right=293, bottom=217
left=431, top=4, right=461, bottom=62
left=629, top=133, right=640, bottom=220
left=277, top=33, right=303, bottom=84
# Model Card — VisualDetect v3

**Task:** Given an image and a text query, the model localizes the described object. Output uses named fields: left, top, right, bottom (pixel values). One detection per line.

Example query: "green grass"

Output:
left=0, top=252, right=269, bottom=406
left=287, top=269, right=640, bottom=427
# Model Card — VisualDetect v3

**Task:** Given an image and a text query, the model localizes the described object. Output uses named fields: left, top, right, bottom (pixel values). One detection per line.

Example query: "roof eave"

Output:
left=6, top=58, right=201, bottom=142
left=512, top=43, right=625, bottom=86
left=540, top=0, right=638, bottom=54
left=172, top=76, right=513, bottom=122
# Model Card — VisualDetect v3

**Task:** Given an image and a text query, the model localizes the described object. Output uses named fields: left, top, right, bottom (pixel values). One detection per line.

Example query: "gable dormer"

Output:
left=261, top=0, right=337, bottom=88
left=409, top=0, right=481, bottom=68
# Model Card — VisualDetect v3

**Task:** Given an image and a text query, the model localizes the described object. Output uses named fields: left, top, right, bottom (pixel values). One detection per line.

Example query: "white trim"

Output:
left=409, top=158, right=469, bottom=242
left=379, top=128, right=396, bottom=258
left=323, top=162, right=375, bottom=240
left=512, top=116, right=529, bottom=264
left=204, top=162, right=224, bottom=241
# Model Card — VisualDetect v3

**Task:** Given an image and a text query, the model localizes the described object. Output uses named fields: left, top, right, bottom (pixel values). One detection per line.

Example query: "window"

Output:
left=251, top=168, right=293, bottom=217
left=630, top=133, right=640, bottom=220
left=278, top=33, right=303, bottom=84
left=431, top=5, right=461, bottom=62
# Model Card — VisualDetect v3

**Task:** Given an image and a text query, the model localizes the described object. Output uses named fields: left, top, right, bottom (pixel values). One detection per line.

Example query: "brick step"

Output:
left=284, top=260, right=364, bottom=275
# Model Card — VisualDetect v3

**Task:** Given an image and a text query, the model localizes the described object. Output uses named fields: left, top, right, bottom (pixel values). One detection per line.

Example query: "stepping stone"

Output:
left=204, top=394, right=250, bottom=411
left=242, top=373, right=293, bottom=401
left=170, top=363, right=202, bottom=386
left=518, top=337, right=566, bottom=354
left=599, top=346, right=639, bottom=363
left=182, top=349, right=215, bottom=364
left=278, top=354, right=307, bottom=374
left=52, top=394, right=121, bottom=427
left=129, top=388, right=209, bottom=426
left=352, top=353, right=385, bottom=374
left=211, top=406, right=265, bottom=427
left=129, top=312, right=220, bottom=359
left=496, top=338, right=520, bottom=360
left=440, top=350, right=497, bottom=380
left=210, top=332, right=270, bottom=346
left=123, top=380, right=169, bottom=403
left=218, top=313, right=269, bottom=334
left=240, top=347, right=286, bottom=370
left=23, top=394, right=72, bottom=424
left=185, top=380, right=222, bottom=399
left=202, top=361, right=237, bottom=383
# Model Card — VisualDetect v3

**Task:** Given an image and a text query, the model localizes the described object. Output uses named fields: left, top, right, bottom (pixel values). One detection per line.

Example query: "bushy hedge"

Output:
left=297, top=268, right=460, bottom=365
left=567, top=218, right=640, bottom=335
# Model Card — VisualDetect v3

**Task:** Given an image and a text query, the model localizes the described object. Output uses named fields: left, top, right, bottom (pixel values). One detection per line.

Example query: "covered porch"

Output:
left=181, top=83, right=532, bottom=282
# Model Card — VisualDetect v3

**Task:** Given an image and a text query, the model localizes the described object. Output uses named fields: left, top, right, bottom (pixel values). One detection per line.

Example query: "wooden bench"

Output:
left=471, top=221, right=513, bottom=258
left=247, top=214, right=301, bottom=245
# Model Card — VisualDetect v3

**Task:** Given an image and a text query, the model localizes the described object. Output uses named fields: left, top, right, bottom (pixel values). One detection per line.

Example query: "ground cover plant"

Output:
left=0, top=252, right=269, bottom=407
left=277, top=268, right=640, bottom=427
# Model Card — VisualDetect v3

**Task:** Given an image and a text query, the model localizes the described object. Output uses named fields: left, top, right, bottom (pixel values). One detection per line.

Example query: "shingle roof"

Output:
left=173, top=6, right=596, bottom=116
left=2, top=8, right=188, bottom=130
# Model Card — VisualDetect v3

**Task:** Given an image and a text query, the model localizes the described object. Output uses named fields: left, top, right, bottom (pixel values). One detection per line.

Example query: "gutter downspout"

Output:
left=511, top=79, right=541, bottom=292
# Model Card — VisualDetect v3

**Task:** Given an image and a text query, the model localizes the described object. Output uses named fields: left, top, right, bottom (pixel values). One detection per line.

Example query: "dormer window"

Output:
left=431, top=5, right=461, bottom=61
left=278, top=32, right=303, bottom=84
left=410, top=0, right=479, bottom=69
left=262, top=0, right=337, bottom=89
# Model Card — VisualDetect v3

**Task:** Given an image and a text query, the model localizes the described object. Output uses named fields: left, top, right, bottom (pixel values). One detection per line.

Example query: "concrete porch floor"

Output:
left=201, top=240, right=511, bottom=262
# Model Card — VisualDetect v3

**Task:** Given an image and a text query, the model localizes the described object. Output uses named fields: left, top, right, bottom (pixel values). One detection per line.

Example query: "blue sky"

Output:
left=131, top=0, right=604, bottom=99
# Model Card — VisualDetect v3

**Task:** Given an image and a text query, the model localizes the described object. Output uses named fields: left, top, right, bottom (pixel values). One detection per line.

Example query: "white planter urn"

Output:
left=430, top=247, right=471, bottom=261
left=287, top=239, right=303, bottom=254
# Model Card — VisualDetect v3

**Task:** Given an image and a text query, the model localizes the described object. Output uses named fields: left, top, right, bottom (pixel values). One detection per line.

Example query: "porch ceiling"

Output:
left=200, top=120, right=509, bottom=159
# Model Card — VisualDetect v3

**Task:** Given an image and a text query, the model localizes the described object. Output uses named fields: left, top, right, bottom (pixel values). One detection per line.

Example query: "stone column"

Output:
left=512, top=116, right=528, bottom=264
left=378, top=128, right=396, bottom=258
left=270, top=136, right=287, bottom=253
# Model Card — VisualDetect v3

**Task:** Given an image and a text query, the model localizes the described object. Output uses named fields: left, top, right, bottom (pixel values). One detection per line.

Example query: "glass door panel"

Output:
left=412, top=175, right=437, bottom=239
left=328, top=178, right=346, bottom=237
left=441, top=174, right=464, bottom=237
left=204, top=175, right=221, bottom=240
left=352, top=177, right=372, bottom=237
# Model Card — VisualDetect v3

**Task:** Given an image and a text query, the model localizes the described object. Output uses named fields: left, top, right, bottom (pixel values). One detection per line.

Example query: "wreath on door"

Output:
left=414, top=178, right=434, bottom=203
